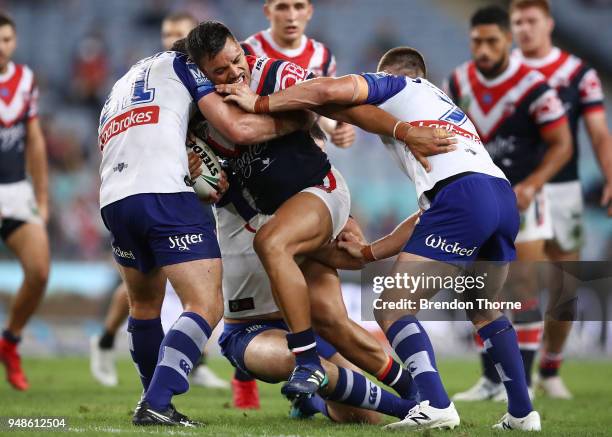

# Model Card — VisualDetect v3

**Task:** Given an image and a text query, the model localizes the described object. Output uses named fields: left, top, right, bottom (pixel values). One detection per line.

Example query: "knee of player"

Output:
left=253, top=226, right=288, bottom=258
left=24, top=264, right=50, bottom=290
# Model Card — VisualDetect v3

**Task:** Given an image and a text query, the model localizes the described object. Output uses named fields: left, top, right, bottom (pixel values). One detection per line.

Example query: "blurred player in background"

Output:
left=446, top=6, right=572, bottom=402
left=242, top=0, right=356, bottom=149
left=510, top=0, right=612, bottom=399
left=89, top=11, right=228, bottom=391
left=0, top=12, right=49, bottom=392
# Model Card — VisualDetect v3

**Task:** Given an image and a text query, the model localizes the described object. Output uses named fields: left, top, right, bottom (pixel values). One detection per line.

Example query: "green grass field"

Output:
left=0, top=357, right=610, bottom=436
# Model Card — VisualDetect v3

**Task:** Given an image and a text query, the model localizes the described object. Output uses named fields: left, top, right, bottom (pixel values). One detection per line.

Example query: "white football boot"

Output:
left=384, top=400, right=460, bottom=430
left=452, top=377, right=504, bottom=401
left=493, top=410, right=541, bottom=431
left=534, top=374, right=572, bottom=399
left=89, top=336, right=118, bottom=387
left=190, top=365, right=230, bottom=389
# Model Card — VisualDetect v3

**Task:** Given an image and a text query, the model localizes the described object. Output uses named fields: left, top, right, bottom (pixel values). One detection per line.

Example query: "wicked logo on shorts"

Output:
left=425, top=234, right=477, bottom=257
left=168, top=233, right=204, bottom=251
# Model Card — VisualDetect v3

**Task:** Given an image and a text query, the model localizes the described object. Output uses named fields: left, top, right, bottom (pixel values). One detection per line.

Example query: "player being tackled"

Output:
left=218, top=46, right=554, bottom=432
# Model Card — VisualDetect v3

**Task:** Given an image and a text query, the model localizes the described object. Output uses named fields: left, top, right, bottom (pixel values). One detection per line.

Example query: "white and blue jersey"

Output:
left=98, top=51, right=215, bottom=208
left=361, top=73, right=518, bottom=262
left=98, top=51, right=220, bottom=272
left=361, top=73, right=507, bottom=210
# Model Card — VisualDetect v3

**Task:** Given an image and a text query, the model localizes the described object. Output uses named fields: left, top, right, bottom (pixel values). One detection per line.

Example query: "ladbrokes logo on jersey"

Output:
left=168, top=233, right=204, bottom=251
left=425, top=234, right=477, bottom=257
left=99, top=105, right=160, bottom=150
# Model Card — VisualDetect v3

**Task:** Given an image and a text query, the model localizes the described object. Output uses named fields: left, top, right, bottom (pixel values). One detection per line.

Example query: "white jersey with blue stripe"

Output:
left=361, top=73, right=507, bottom=209
left=98, top=51, right=215, bottom=208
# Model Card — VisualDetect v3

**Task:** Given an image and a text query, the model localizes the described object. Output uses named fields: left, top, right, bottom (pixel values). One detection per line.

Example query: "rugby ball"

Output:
left=186, top=138, right=222, bottom=199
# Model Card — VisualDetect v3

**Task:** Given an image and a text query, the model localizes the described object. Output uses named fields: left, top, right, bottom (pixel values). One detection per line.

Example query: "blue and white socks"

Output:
left=385, top=315, right=450, bottom=409
left=327, top=367, right=415, bottom=418
left=127, top=317, right=165, bottom=391
left=478, top=316, right=533, bottom=418
left=144, top=312, right=212, bottom=411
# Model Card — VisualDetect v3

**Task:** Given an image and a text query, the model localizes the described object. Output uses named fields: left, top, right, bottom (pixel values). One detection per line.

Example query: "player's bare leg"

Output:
left=0, top=223, right=49, bottom=391
left=537, top=241, right=577, bottom=399
left=90, top=282, right=129, bottom=387
left=303, top=258, right=417, bottom=400
left=241, top=328, right=410, bottom=422
left=253, top=192, right=333, bottom=397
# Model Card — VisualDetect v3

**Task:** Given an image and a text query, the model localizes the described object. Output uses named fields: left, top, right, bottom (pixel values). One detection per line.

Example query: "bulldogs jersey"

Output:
left=194, top=56, right=330, bottom=214
left=514, top=47, right=605, bottom=182
left=98, top=51, right=215, bottom=208
left=360, top=73, right=507, bottom=210
left=446, top=57, right=567, bottom=186
left=0, top=62, right=38, bottom=184
left=242, top=29, right=336, bottom=77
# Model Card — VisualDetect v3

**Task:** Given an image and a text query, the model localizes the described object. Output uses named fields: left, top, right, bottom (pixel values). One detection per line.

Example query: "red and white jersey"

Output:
left=241, top=29, right=336, bottom=77
left=98, top=51, right=216, bottom=208
left=0, top=62, right=38, bottom=184
left=445, top=57, right=567, bottom=185
left=361, top=73, right=507, bottom=210
left=513, top=47, right=605, bottom=182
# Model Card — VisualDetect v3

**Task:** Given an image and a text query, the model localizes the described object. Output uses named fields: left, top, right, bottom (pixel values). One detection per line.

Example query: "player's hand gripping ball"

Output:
left=185, top=137, right=226, bottom=202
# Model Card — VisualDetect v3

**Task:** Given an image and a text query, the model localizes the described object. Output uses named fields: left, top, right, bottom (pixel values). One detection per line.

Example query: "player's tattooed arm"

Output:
left=584, top=111, right=612, bottom=216
left=25, top=117, right=49, bottom=223
left=197, top=91, right=307, bottom=145
left=514, top=121, right=573, bottom=211
left=338, top=211, right=422, bottom=262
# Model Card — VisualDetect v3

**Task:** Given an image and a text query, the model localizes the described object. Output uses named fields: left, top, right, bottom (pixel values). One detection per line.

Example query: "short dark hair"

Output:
left=470, top=6, right=510, bottom=31
left=377, top=47, right=427, bottom=78
left=509, top=0, right=551, bottom=16
left=187, top=20, right=236, bottom=63
left=0, top=12, right=16, bottom=30
left=163, top=11, right=198, bottom=27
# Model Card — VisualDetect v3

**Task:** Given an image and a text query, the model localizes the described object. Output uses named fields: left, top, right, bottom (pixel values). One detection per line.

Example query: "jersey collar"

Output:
left=0, top=61, right=15, bottom=83
left=474, top=56, right=521, bottom=87
left=262, top=28, right=307, bottom=58
left=514, top=46, right=561, bottom=69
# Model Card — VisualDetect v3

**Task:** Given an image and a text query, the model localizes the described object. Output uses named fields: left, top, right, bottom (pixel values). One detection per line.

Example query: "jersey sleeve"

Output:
left=578, top=67, right=605, bottom=115
left=322, top=47, right=337, bottom=77
left=360, top=72, right=407, bottom=105
left=172, top=54, right=215, bottom=102
left=528, top=82, right=567, bottom=132
left=27, top=80, right=39, bottom=120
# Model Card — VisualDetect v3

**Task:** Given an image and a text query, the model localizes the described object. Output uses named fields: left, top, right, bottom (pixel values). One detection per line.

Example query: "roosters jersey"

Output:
left=513, top=47, right=605, bottom=182
left=360, top=73, right=507, bottom=210
left=193, top=56, right=331, bottom=214
left=98, top=51, right=215, bottom=208
left=241, top=29, right=336, bottom=77
left=446, top=57, right=567, bottom=186
left=0, top=62, right=38, bottom=184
